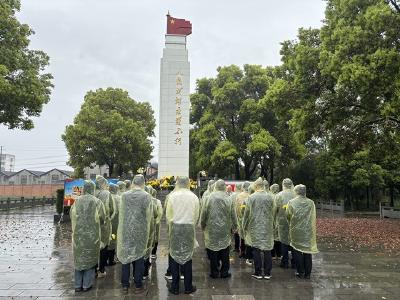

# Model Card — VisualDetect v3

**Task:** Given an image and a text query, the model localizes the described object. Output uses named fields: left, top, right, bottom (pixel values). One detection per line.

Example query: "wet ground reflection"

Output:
left=0, top=206, right=399, bottom=299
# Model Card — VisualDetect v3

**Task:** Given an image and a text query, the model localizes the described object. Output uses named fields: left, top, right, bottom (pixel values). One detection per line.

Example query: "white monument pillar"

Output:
left=158, top=34, right=190, bottom=178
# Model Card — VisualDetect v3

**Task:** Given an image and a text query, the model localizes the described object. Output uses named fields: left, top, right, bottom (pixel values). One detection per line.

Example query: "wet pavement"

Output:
left=1, top=206, right=400, bottom=300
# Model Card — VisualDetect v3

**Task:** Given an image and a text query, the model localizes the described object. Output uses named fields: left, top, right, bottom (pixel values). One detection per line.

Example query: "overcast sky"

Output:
left=0, top=0, right=326, bottom=171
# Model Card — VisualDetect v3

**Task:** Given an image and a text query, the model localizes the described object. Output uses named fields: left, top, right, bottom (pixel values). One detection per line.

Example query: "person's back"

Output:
left=287, top=184, right=318, bottom=279
left=202, top=180, right=236, bottom=252
left=166, top=176, right=199, bottom=295
left=275, top=179, right=296, bottom=245
left=117, top=175, right=152, bottom=294
left=72, top=182, right=102, bottom=271
left=167, top=187, right=199, bottom=263
left=243, top=190, right=275, bottom=251
left=71, top=180, right=103, bottom=292
left=118, top=187, right=152, bottom=264
left=287, top=187, right=318, bottom=254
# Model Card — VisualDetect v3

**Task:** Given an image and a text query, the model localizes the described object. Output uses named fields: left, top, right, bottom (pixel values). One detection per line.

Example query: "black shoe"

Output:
left=122, top=286, right=129, bottom=293
left=184, top=286, right=197, bottom=294
left=251, top=273, right=263, bottom=280
left=75, top=288, right=83, bottom=293
left=169, top=288, right=179, bottom=295
left=295, top=272, right=304, bottom=279
left=209, top=273, right=219, bottom=279
left=221, top=273, right=231, bottom=278
left=82, top=286, right=92, bottom=292
left=304, top=274, right=311, bottom=279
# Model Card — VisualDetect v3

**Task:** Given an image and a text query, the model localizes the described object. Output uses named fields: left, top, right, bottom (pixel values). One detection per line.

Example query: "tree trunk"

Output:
left=117, top=164, right=123, bottom=177
left=390, top=186, right=394, bottom=207
left=235, top=161, right=240, bottom=180
left=269, top=160, right=274, bottom=184
left=108, top=163, right=114, bottom=178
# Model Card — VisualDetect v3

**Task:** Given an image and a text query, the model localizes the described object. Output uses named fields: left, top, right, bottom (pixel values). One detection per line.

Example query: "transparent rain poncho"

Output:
left=108, top=184, right=120, bottom=251
left=269, top=183, right=280, bottom=240
left=242, top=178, right=275, bottom=251
left=270, top=184, right=280, bottom=195
left=117, top=175, right=153, bottom=264
left=263, top=180, right=270, bottom=191
left=144, top=185, right=157, bottom=258
left=150, top=188, right=163, bottom=244
left=166, top=176, right=200, bottom=265
left=235, top=181, right=251, bottom=238
left=95, top=175, right=113, bottom=248
left=274, top=178, right=296, bottom=245
left=71, top=180, right=104, bottom=271
left=117, top=181, right=126, bottom=195
left=200, top=180, right=215, bottom=210
left=287, top=185, right=318, bottom=254
left=201, top=180, right=237, bottom=251
left=124, top=179, right=132, bottom=190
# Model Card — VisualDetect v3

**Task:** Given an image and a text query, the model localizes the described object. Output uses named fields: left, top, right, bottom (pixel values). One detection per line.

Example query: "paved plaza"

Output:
left=1, top=206, right=399, bottom=300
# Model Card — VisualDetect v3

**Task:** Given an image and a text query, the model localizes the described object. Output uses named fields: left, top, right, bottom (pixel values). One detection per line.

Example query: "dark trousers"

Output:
left=234, top=233, right=240, bottom=250
left=152, top=242, right=158, bottom=255
left=99, top=246, right=108, bottom=272
left=144, top=257, right=151, bottom=276
left=252, top=248, right=272, bottom=276
left=107, top=249, right=115, bottom=265
left=292, top=249, right=312, bottom=276
left=121, top=257, right=144, bottom=288
left=271, top=241, right=282, bottom=258
left=245, top=245, right=253, bottom=260
left=208, top=246, right=230, bottom=277
left=281, top=243, right=295, bottom=267
left=170, top=255, right=193, bottom=292
left=239, top=238, right=246, bottom=257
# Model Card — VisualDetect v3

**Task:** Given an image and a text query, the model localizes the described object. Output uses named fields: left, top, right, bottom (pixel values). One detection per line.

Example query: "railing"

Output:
left=0, top=196, right=55, bottom=211
left=380, top=203, right=400, bottom=219
left=316, top=200, right=344, bottom=213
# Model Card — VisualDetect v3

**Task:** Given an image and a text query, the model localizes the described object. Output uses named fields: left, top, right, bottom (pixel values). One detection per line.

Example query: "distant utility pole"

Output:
left=0, top=146, right=2, bottom=172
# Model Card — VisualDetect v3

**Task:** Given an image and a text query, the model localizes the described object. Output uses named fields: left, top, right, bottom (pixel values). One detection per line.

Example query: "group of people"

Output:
left=71, top=174, right=318, bottom=295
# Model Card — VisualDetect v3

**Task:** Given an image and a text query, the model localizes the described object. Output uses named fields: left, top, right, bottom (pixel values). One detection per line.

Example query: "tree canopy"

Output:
left=190, top=0, right=400, bottom=208
left=62, top=88, right=155, bottom=177
left=0, top=0, right=53, bottom=130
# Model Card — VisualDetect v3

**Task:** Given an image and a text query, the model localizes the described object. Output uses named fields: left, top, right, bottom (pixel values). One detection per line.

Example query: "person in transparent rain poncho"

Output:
left=242, top=178, right=276, bottom=280
left=200, top=179, right=215, bottom=211
left=235, top=181, right=252, bottom=263
left=117, top=181, right=126, bottom=195
left=287, top=184, right=318, bottom=279
left=107, top=183, right=120, bottom=266
left=124, top=179, right=132, bottom=191
left=166, top=176, right=199, bottom=295
left=269, top=183, right=282, bottom=260
left=201, top=179, right=237, bottom=279
left=143, top=185, right=158, bottom=279
left=71, top=180, right=105, bottom=293
left=117, top=175, right=152, bottom=294
left=163, top=185, right=178, bottom=281
left=150, top=187, right=163, bottom=260
left=95, top=175, right=114, bottom=278
left=274, top=178, right=296, bottom=269
left=231, top=183, right=243, bottom=252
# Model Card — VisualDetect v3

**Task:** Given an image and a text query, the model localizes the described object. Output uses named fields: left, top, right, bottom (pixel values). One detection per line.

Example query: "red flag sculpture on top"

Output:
left=167, top=13, right=192, bottom=36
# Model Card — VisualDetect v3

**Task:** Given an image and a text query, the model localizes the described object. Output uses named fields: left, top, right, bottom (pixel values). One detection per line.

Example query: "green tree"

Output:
left=62, top=88, right=155, bottom=177
left=0, top=0, right=53, bottom=129
left=190, top=65, right=281, bottom=180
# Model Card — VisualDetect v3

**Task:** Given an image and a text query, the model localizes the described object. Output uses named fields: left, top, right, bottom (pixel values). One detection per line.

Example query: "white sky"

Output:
left=0, top=0, right=326, bottom=171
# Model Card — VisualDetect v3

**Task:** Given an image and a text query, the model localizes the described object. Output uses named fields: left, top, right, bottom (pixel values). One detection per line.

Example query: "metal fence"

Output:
left=380, top=203, right=400, bottom=219
left=0, top=197, right=55, bottom=211
left=316, top=200, right=344, bottom=213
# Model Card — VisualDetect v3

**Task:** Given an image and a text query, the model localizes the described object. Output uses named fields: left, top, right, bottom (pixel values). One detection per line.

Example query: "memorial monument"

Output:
left=158, top=14, right=192, bottom=178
